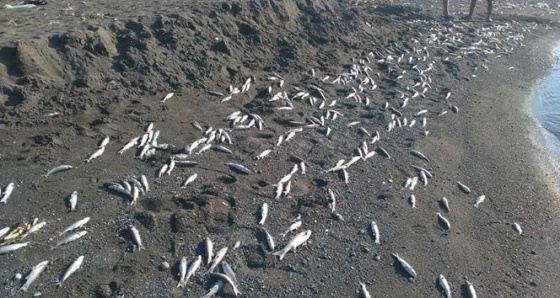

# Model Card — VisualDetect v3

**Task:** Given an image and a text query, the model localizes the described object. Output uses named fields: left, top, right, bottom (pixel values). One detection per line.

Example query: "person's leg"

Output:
left=465, top=0, right=477, bottom=20
left=486, top=0, right=493, bottom=22
left=443, top=0, right=450, bottom=17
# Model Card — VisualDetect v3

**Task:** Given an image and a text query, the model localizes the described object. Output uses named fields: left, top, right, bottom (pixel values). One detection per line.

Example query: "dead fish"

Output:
left=466, top=281, right=477, bottom=298
left=343, top=168, right=349, bottom=184
left=411, top=149, right=430, bottom=162
left=474, top=195, right=486, bottom=208
left=0, top=182, right=14, bottom=203
left=263, top=228, right=276, bottom=251
left=259, top=203, right=268, bottom=225
left=140, top=175, right=149, bottom=192
left=129, top=225, right=144, bottom=251
left=161, top=92, right=174, bottom=102
left=359, top=282, right=372, bottom=298
left=107, top=183, right=130, bottom=197
left=227, top=163, right=252, bottom=175
left=377, top=147, right=391, bottom=159
left=222, top=261, right=238, bottom=285
left=408, top=176, right=418, bottom=190
left=513, top=222, right=522, bottom=235
left=118, top=138, right=139, bottom=155
left=177, top=257, right=187, bottom=288
left=157, top=164, right=168, bottom=178
left=20, top=260, right=49, bottom=292
left=255, top=149, right=272, bottom=160
left=392, top=253, right=417, bottom=278
left=438, top=274, right=451, bottom=298
left=457, top=181, right=471, bottom=194
left=52, top=231, right=87, bottom=249
left=184, top=255, right=202, bottom=286
left=210, top=273, right=241, bottom=297
left=85, top=146, right=105, bottom=163
left=452, top=105, right=459, bottom=113
left=419, top=170, right=428, bottom=186
left=130, top=185, right=139, bottom=206
left=411, top=165, right=433, bottom=178
left=208, top=247, right=228, bottom=273
left=21, top=221, right=46, bottom=240
left=328, top=188, right=336, bottom=213
left=280, top=220, right=302, bottom=238
left=57, top=255, right=84, bottom=287
left=213, top=145, right=233, bottom=154
left=0, top=226, right=9, bottom=239
left=45, top=165, right=73, bottom=177
left=437, top=213, right=451, bottom=231
left=0, top=242, right=29, bottom=255
left=205, top=237, right=214, bottom=265
left=275, top=182, right=283, bottom=199
left=98, top=136, right=110, bottom=148
left=403, top=177, right=412, bottom=189
left=371, top=221, right=380, bottom=244
left=68, top=191, right=78, bottom=211
left=181, top=173, right=198, bottom=188
left=59, top=217, right=90, bottom=236
left=409, top=195, right=417, bottom=208
left=175, top=160, right=199, bottom=167
left=440, top=197, right=450, bottom=212
left=202, top=280, right=225, bottom=298
left=273, top=230, right=312, bottom=260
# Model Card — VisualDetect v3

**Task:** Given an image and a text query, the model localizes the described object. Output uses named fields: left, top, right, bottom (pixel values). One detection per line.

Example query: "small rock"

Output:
left=160, top=261, right=170, bottom=270
left=14, top=273, right=22, bottom=280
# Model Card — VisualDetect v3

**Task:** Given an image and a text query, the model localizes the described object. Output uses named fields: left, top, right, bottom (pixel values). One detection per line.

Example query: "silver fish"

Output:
left=259, top=203, right=268, bottom=225
left=513, top=222, right=522, bottom=235
left=437, top=213, right=451, bottom=231
left=59, top=217, right=90, bottom=236
left=202, top=280, right=225, bottom=298
left=419, top=170, right=428, bottom=186
left=129, top=225, right=144, bottom=251
left=57, top=255, right=84, bottom=287
left=208, top=247, right=228, bottom=273
left=263, top=228, right=276, bottom=251
left=222, top=261, right=238, bottom=285
left=0, top=182, right=14, bottom=203
left=392, top=253, right=416, bottom=278
left=0, top=242, right=29, bottom=255
left=205, top=237, right=214, bottom=265
left=118, top=137, right=139, bottom=154
left=98, top=136, right=110, bottom=148
left=227, top=163, right=252, bottom=174
left=457, top=181, right=471, bottom=194
left=273, top=230, right=312, bottom=260
left=466, top=281, right=477, bottom=298
left=213, top=145, right=233, bottom=154
left=85, top=146, right=105, bottom=163
left=68, top=191, right=78, bottom=211
left=161, top=92, right=174, bottom=102
left=440, top=197, right=450, bottom=212
left=21, top=221, right=46, bottom=239
left=45, top=165, right=73, bottom=177
left=359, top=282, right=372, bottom=298
left=140, top=175, right=150, bottom=192
left=280, top=220, right=302, bottom=238
left=409, top=194, right=417, bottom=208
left=255, top=149, right=272, bottom=160
left=438, top=274, right=451, bottom=298
left=20, top=260, right=49, bottom=292
left=177, top=257, right=187, bottom=288
left=52, top=231, right=87, bottom=249
left=371, top=221, right=380, bottom=244
left=210, top=273, right=241, bottom=297
left=181, top=173, right=198, bottom=188
left=185, top=255, right=202, bottom=286
left=474, top=195, right=486, bottom=208
left=410, top=149, right=430, bottom=162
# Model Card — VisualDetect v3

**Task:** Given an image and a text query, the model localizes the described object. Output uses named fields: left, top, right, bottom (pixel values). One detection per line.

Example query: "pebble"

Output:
left=14, top=273, right=22, bottom=280
left=160, top=261, right=170, bottom=270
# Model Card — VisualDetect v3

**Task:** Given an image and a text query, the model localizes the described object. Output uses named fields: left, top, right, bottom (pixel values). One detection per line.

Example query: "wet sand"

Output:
left=1, top=0, right=560, bottom=297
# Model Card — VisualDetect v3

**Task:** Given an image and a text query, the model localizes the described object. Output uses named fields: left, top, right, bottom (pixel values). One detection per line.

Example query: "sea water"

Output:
left=533, top=42, right=560, bottom=162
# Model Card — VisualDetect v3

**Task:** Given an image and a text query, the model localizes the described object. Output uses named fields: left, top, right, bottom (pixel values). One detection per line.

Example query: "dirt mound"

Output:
left=0, top=0, right=407, bottom=126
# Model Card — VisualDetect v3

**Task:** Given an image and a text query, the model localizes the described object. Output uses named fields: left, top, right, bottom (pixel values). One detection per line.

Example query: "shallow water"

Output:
left=533, top=42, right=560, bottom=160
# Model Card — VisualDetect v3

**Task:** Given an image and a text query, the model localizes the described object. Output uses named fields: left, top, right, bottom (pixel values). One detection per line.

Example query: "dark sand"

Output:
left=1, top=0, right=560, bottom=297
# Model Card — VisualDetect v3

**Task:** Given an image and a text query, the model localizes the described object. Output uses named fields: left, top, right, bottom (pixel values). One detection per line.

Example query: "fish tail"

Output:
left=272, top=248, right=288, bottom=260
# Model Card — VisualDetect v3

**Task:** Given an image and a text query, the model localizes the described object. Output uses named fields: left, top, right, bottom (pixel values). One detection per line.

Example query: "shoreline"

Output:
left=425, top=29, right=560, bottom=296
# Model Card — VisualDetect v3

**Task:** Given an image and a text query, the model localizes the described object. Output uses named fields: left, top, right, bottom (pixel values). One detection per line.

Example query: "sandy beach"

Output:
left=1, top=0, right=560, bottom=297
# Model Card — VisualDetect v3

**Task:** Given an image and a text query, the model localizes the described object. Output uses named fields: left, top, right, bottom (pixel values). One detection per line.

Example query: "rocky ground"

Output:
left=0, top=0, right=560, bottom=297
